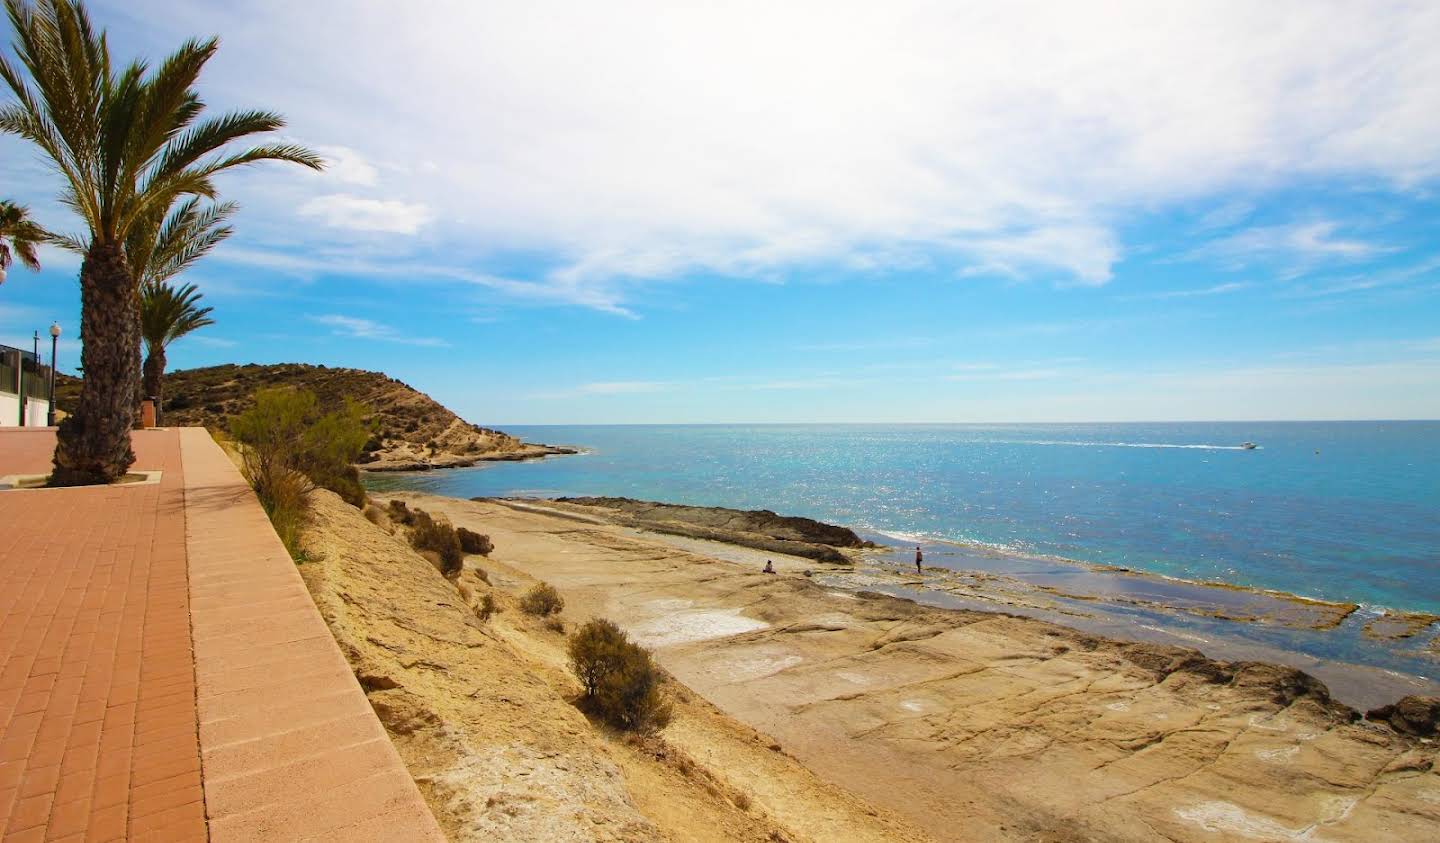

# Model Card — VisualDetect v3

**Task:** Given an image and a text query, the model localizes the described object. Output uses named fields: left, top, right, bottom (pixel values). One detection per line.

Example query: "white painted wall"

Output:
left=0, top=393, right=50, bottom=427
left=25, top=398, right=49, bottom=426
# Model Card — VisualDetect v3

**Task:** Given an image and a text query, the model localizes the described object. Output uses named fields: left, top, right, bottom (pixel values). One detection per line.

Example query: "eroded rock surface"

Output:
left=299, top=490, right=928, bottom=842
left=405, top=493, right=1440, bottom=843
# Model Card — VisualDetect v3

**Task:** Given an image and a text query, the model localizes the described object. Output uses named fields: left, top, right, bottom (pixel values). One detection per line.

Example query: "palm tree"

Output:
left=55, top=196, right=235, bottom=416
left=0, top=198, right=43, bottom=283
left=0, top=0, right=322, bottom=485
left=140, top=280, right=213, bottom=419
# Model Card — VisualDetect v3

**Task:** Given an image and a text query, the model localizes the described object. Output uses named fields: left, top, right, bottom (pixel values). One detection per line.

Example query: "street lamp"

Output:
left=48, top=323, right=60, bottom=427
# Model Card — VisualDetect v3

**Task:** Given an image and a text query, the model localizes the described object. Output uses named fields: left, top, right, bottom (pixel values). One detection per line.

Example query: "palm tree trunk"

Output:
left=142, top=345, right=166, bottom=426
left=51, top=240, right=139, bottom=485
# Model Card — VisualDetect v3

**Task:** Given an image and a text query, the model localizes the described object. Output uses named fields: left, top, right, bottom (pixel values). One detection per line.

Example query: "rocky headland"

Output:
left=55, top=363, right=576, bottom=470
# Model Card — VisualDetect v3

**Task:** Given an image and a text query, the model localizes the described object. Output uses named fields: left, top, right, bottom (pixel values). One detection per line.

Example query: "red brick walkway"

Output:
left=0, top=430, right=205, bottom=841
left=1, top=428, right=444, bottom=841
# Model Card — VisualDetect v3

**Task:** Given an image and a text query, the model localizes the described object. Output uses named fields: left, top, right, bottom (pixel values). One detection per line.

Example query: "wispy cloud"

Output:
left=188, top=336, right=238, bottom=348
left=1121, top=281, right=1251, bottom=301
left=1191, top=221, right=1387, bottom=275
left=309, top=314, right=447, bottom=346
left=577, top=381, right=667, bottom=395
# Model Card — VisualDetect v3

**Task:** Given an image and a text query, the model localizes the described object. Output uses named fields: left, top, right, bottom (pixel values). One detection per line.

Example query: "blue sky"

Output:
left=2, top=0, right=1439, bottom=423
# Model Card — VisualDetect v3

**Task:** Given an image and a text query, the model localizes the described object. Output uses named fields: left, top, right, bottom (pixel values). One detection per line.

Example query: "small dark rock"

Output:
left=1367, top=696, right=1440, bottom=737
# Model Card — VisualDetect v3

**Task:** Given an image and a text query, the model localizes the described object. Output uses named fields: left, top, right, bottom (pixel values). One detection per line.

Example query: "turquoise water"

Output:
left=367, top=422, right=1440, bottom=614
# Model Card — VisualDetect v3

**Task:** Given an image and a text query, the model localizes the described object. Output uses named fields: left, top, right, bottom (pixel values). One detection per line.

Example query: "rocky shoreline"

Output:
left=361, top=442, right=579, bottom=472
left=520, top=496, right=878, bottom=564
left=384, top=491, right=1440, bottom=841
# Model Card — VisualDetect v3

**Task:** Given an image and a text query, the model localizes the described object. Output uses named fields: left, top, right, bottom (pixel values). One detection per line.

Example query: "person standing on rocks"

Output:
left=914, top=546, right=923, bottom=575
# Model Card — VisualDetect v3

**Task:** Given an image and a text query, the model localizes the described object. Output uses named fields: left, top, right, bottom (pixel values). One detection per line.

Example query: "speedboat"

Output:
left=1241, top=442, right=1257, bottom=450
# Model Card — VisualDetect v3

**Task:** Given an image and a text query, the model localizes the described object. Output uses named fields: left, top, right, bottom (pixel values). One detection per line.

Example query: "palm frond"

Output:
left=129, top=196, right=235, bottom=286
left=140, top=279, right=214, bottom=352
left=3, top=0, right=323, bottom=252
left=0, top=198, right=47, bottom=270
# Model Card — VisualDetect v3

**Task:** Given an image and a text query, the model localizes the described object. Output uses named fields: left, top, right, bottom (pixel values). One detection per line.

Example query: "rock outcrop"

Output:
left=539, top=496, right=876, bottom=564
left=1367, top=696, right=1440, bottom=737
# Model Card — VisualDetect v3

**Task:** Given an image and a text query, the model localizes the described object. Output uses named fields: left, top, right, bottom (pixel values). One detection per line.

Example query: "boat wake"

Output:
left=993, top=439, right=1257, bottom=451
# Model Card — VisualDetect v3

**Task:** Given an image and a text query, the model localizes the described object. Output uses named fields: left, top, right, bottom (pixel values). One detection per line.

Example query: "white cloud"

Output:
left=310, top=145, right=379, bottom=186
left=309, top=314, right=447, bottom=346
left=16, top=0, right=1440, bottom=311
left=1194, top=221, right=1386, bottom=273
left=298, top=194, right=432, bottom=234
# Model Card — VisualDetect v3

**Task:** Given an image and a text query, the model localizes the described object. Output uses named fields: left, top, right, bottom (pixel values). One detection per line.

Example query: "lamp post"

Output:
left=48, top=323, right=60, bottom=427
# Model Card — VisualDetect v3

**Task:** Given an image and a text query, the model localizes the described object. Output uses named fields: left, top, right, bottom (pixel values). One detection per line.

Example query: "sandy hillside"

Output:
left=297, top=489, right=929, bottom=842
left=392, top=492, right=1440, bottom=843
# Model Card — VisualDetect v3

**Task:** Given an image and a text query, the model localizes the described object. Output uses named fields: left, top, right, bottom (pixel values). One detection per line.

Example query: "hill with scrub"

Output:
left=55, top=363, right=573, bottom=470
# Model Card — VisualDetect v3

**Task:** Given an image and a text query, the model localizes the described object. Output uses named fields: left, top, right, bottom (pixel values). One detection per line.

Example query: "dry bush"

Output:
left=568, top=618, right=672, bottom=733
left=520, top=582, right=564, bottom=616
left=545, top=616, right=565, bottom=634
left=476, top=592, right=498, bottom=623
left=456, top=527, right=492, bottom=555
left=387, top=499, right=417, bottom=526
left=261, top=467, right=310, bottom=560
left=732, top=792, right=752, bottom=812
left=408, top=510, right=464, bottom=577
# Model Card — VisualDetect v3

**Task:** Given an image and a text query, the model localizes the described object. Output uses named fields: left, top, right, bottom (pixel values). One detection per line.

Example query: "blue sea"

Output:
left=367, top=421, right=1440, bottom=615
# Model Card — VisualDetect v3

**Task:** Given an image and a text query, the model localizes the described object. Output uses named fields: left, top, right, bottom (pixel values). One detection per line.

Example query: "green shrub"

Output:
left=228, top=388, right=369, bottom=559
left=229, top=386, right=371, bottom=511
left=457, top=527, right=492, bottom=555
left=568, top=618, right=672, bottom=733
left=520, top=582, right=564, bottom=616
left=408, top=510, right=464, bottom=577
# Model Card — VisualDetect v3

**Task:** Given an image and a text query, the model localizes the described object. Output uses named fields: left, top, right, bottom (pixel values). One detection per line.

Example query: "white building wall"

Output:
left=25, top=398, right=49, bottom=426
left=0, top=393, right=50, bottom=427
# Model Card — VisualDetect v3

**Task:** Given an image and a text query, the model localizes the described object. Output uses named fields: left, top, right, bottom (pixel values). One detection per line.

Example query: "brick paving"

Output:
left=0, top=429, right=443, bottom=841
left=0, top=430, right=204, bottom=841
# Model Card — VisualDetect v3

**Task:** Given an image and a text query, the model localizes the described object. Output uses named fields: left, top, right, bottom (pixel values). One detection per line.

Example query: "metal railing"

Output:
left=1, top=343, right=54, bottom=400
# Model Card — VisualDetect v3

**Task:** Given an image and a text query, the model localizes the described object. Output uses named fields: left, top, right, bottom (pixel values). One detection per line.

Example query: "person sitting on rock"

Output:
left=763, top=560, right=776, bottom=574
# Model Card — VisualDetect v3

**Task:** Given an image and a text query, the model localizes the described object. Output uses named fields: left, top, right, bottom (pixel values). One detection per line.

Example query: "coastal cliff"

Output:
left=54, top=363, right=575, bottom=470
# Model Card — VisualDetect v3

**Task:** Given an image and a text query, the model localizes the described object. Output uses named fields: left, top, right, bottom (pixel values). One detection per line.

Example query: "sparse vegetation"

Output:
left=408, top=509, right=464, bottom=577
left=545, top=616, right=566, bottom=634
left=520, top=582, right=565, bottom=616
left=457, top=527, right=493, bottom=555
left=476, top=592, right=498, bottom=622
left=228, top=387, right=369, bottom=559
left=568, top=618, right=672, bottom=733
